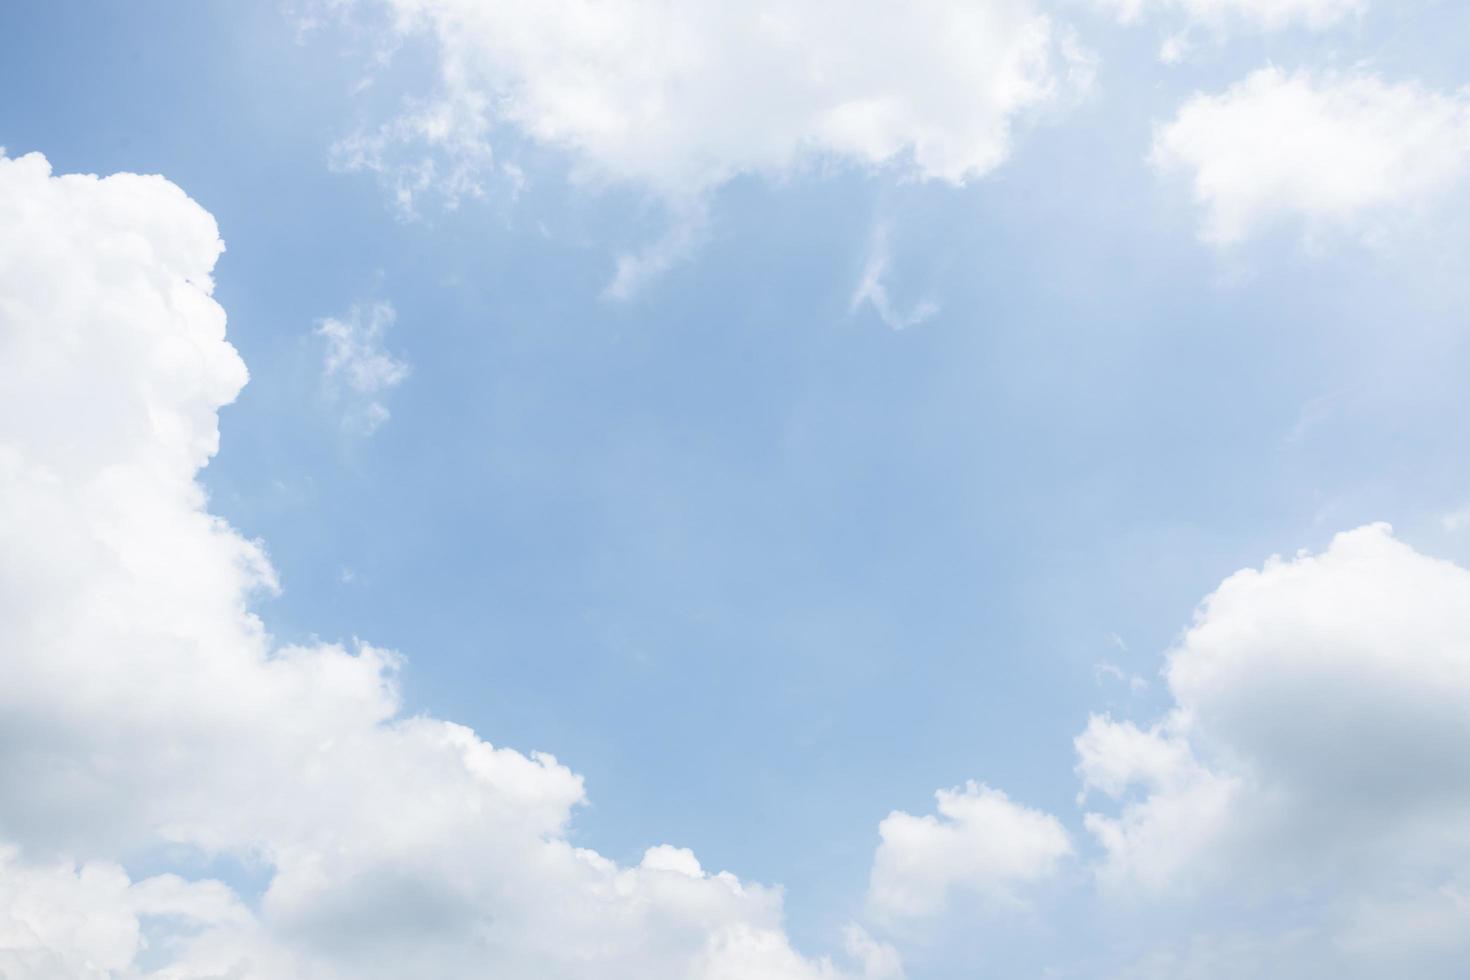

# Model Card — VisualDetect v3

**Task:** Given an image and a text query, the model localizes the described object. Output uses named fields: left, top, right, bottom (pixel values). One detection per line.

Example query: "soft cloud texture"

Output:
left=1441, top=503, right=1470, bottom=532
left=330, top=0, right=1091, bottom=289
left=875, top=525, right=1470, bottom=975
left=850, top=225, right=940, bottom=331
left=0, top=848, right=253, bottom=980
left=1073, top=523, right=1470, bottom=972
left=868, top=782, right=1071, bottom=921
left=349, top=0, right=1084, bottom=195
left=317, top=300, right=410, bottom=433
left=0, top=150, right=898, bottom=979
left=1151, top=68, right=1470, bottom=245
left=1080, top=524, right=1470, bottom=890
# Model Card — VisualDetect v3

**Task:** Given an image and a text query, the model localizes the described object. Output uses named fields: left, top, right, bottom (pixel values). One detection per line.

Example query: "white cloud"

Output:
left=317, top=300, right=410, bottom=434
left=1441, top=502, right=1470, bottom=532
left=330, top=92, right=497, bottom=219
left=851, top=225, right=940, bottom=331
left=603, top=200, right=709, bottom=302
left=328, top=0, right=1090, bottom=291
left=0, top=848, right=257, bottom=980
left=842, top=925, right=906, bottom=980
left=1075, top=523, right=1470, bottom=969
left=1157, top=32, right=1191, bottom=64
left=0, top=150, right=894, bottom=979
left=867, top=782, right=1071, bottom=921
left=359, top=0, right=1079, bottom=192
left=1093, top=658, right=1149, bottom=693
left=876, top=525, right=1470, bottom=974
left=1151, top=68, right=1470, bottom=246
left=1094, top=0, right=1364, bottom=33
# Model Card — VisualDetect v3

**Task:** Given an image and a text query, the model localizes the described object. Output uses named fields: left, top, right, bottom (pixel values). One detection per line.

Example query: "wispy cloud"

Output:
left=851, top=226, right=940, bottom=331
left=603, top=200, right=708, bottom=302
left=316, top=300, right=410, bottom=434
left=1442, top=503, right=1470, bottom=532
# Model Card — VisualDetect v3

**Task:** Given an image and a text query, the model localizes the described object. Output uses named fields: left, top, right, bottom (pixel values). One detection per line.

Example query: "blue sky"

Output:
left=5, top=2, right=1470, bottom=977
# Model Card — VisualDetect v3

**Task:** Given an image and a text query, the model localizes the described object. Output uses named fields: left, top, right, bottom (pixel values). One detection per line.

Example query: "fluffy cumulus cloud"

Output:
left=1152, top=68, right=1470, bottom=245
left=0, top=848, right=258, bottom=980
left=867, top=782, right=1071, bottom=921
left=347, top=0, right=1086, bottom=195
left=1075, top=524, right=1470, bottom=973
left=1093, top=0, right=1364, bottom=33
left=0, top=150, right=900, bottom=979
left=1079, top=524, right=1470, bottom=891
left=316, top=300, right=410, bottom=434
left=878, top=526, right=1470, bottom=975
left=330, top=0, right=1091, bottom=287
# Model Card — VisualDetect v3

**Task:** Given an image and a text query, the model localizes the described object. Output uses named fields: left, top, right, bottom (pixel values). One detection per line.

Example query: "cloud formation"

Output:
left=1152, top=68, right=1470, bottom=245
left=883, top=525, right=1470, bottom=975
left=9, top=139, right=1470, bottom=977
left=348, top=0, right=1084, bottom=196
left=1077, top=523, right=1470, bottom=973
left=317, top=300, right=410, bottom=433
left=329, top=0, right=1091, bottom=290
left=850, top=225, right=940, bottom=331
left=0, top=150, right=897, bottom=979
left=1079, top=524, right=1470, bottom=896
left=868, top=783, right=1071, bottom=921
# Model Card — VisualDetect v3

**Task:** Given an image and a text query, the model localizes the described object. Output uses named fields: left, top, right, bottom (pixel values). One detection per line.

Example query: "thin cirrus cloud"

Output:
left=0, top=150, right=901, bottom=980
left=327, top=0, right=1093, bottom=292
left=877, top=524, right=1470, bottom=975
left=1151, top=67, right=1470, bottom=246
